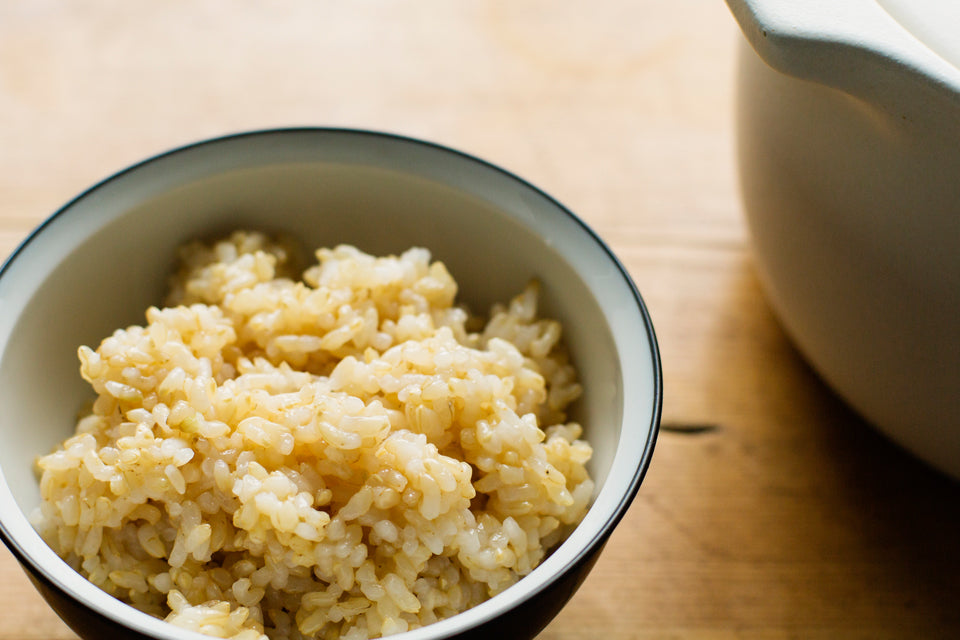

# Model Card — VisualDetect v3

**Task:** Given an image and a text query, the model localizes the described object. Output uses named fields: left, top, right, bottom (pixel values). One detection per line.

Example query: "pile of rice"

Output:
left=33, top=231, right=593, bottom=640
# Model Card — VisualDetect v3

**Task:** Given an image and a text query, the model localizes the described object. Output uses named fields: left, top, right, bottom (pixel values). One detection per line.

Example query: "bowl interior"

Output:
left=0, top=130, right=658, bottom=638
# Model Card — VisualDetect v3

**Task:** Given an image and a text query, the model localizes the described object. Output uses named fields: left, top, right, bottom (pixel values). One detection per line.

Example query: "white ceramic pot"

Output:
left=727, top=0, right=960, bottom=478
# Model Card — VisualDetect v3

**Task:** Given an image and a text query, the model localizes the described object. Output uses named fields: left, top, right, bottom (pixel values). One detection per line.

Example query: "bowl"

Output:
left=0, top=128, right=661, bottom=639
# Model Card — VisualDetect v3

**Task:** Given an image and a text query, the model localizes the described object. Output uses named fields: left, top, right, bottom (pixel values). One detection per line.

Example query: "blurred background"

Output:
left=0, top=1, right=957, bottom=638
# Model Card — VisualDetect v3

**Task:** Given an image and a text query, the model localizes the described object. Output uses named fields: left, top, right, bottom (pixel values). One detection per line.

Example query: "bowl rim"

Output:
left=0, top=126, right=662, bottom=639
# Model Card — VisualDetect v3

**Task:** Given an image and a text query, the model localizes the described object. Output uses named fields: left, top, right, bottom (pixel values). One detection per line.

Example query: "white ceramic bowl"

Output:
left=727, top=0, right=960, bottom=478
left=0, top=128, right=661, bottom=639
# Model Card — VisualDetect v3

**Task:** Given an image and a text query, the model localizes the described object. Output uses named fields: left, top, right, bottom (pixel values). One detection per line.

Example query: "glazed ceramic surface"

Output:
left=727, top=0, right=960, bottom=478
left=0, top=129, right=661, bottom=639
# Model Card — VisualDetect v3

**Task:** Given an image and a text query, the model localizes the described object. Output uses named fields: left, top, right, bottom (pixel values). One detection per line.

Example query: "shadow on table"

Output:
left=744, top=260, right=960, bottom=634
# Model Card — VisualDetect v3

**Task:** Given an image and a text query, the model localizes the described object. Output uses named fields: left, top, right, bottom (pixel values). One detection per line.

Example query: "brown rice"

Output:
left=33, top=231, right=593, bottom=639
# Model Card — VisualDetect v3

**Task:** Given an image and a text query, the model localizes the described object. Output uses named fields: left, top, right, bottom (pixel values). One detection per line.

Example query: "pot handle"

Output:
left=725, top=0, right=960, bottom=110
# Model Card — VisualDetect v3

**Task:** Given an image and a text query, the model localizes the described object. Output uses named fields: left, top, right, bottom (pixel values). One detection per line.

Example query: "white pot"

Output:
left=727, top=0, right=960, bottom=478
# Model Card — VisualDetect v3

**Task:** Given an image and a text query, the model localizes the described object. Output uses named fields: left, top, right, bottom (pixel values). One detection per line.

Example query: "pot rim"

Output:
left=726, top=0, right=960, bottom=110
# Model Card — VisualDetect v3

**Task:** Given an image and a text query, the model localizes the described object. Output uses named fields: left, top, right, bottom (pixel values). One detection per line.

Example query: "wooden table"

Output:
left=1, top=2, right=958, bottom=638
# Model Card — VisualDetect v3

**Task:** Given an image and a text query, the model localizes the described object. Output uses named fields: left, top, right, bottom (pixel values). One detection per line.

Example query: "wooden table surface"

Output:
left=1, top=2, right=958, bottom=638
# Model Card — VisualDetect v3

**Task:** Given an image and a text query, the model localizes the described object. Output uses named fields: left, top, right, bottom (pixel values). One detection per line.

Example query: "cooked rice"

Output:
left=32, top=231, right=593, bottom=640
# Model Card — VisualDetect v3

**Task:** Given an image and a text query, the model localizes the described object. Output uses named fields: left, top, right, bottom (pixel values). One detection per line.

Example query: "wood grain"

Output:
left=1, top=1, right=958, bottom=638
